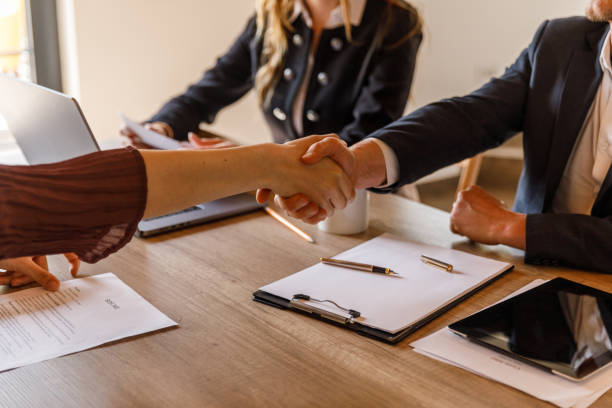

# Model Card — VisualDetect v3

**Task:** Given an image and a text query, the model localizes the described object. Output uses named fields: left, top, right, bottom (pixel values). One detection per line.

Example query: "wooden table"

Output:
left=2, top=194, right=611, bottom=407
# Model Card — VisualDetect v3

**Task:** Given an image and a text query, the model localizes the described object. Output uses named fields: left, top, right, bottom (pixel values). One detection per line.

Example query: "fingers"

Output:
left=327, top=183, right=347, bottom=212
left=285, top=134, right=333, bottom=149
left=301, top=137, right=345, bottom=164
left=145, top=122, right=172, bottom=137
left=256, top=188, right=271, bottom=204
left=316, top=194, right=334, bottom=216
left=294, top=202, right=322, bottom=220
left=188, top=133, right=237, bottom=150
left=274, top=194, right=310, bottom=216
left=328, top=160, right=355, bottom=210
left=120, top=133, right=150, bottom=149
left=120, top=125, right=145, bottom=147
left=33, top=255, right=48, bottom=270
left=338, top=169, right=356, bottom=205
left=0, top=255, right=82, bottom=291
left=119, top=125, right=134, bottom=137
left=63, top=253, right=80, bottom=277
left=10, top=273, right=35, bottom=287
left=449, top=218, right=460, bottom=235
left=10, top=259, right=59, bottom=291
left=457, top=185, right=504, bottom=209
left=304, top=209, right=328, bottom=224
left=188, top=133, right=222, bottom=146
left=274, top=194, right=327, bottom=224
left=0, top=270, right=13, bottom=286
left=301, top=137, right=354, bottom=175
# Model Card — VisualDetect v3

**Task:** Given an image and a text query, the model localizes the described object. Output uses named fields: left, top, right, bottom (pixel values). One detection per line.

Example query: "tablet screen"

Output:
left=449, top=278, right=612, bottom=380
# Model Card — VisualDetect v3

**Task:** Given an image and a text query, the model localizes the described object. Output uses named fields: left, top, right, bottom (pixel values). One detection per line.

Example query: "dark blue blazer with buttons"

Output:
left=149, top=0, right=421, bottom=145
left=371, top=17, right=612, bottom=272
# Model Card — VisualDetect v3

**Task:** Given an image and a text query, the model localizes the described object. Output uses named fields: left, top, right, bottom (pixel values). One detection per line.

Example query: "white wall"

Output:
left=58, top=0, right=260, bottom=148
left=58, top=0, right=586, bottom=149
left=408, top=0, right=585, bottom=111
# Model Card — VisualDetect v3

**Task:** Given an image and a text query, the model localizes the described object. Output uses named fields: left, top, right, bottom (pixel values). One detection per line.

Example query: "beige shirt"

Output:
left=551, top=32, right=612, bottom=214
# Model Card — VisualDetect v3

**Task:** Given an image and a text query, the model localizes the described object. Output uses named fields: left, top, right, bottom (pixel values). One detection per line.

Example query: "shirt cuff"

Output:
left=369, top=138, right=400, bottom=188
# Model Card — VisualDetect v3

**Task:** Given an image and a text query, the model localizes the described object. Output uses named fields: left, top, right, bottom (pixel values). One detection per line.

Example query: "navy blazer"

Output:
left=150, top=0, right=421, bottom=145
left=370, top=17, right=612, bottom=272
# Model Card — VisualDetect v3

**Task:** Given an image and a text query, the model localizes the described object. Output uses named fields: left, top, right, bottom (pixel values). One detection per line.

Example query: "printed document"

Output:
left=0, top=273, right=176, bottom=371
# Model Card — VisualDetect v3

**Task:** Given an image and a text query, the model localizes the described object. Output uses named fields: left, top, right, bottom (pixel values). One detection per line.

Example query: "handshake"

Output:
left=255, top=135, right=387, bottom=224
left=122, top=122, right=389, bottom=224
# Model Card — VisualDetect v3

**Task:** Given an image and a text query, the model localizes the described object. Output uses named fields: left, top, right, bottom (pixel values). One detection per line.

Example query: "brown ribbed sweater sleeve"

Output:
left=0, top=147, right=147, bottom=263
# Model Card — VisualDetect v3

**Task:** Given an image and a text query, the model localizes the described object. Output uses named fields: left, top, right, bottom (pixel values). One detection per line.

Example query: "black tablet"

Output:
left=449, top=278, right=612, bottom=381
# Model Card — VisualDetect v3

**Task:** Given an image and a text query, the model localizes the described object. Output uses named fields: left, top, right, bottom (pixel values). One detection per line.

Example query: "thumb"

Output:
left=301, top=137, right=354, bottom=174
left=256, top=188, right=271, bottom=204
left=188, top=132, right=203, bottom=146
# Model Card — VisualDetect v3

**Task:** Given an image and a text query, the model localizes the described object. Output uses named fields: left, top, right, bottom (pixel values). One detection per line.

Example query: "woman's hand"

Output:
left=0, top=253, right=80, bottom=291
left=260, top=135, right=356, bottom=216
left=120, top=121, right=174, bottom=149
left=186, top=132, right=238, bottom=150
left=257, top=135, right=357, bottom=222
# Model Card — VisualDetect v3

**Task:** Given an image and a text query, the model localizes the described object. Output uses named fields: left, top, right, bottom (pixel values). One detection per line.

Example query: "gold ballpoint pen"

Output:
left=320, top=257, right=397, bottom=275
left=420, top=255, right=454, bottom=273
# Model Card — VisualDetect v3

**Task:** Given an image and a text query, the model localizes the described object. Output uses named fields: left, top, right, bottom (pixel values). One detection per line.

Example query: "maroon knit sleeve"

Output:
left=0, top=147, right=147, bottom=263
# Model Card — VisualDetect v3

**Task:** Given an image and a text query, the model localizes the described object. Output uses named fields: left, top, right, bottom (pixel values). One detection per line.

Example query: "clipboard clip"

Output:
left=290, top=294, right=361, bottom=324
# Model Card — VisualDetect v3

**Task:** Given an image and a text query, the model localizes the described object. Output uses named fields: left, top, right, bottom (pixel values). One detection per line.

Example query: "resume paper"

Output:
left=0, top=273, right=177, bottom=372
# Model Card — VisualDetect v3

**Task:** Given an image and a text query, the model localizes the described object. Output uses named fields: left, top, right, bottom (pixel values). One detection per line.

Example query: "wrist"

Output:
left=497, top=211, right=526, bottom=249
left=351, top=139, right=387, bottom=189
left=256, top=143, right=285, bottom=190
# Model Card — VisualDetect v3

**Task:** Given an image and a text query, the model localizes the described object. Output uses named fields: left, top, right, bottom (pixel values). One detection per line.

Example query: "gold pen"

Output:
left=265, top=207, right=315, bottom=243
left=320, top=257, right=397, bottom=275
left=420, top=254, right=453, bottom=273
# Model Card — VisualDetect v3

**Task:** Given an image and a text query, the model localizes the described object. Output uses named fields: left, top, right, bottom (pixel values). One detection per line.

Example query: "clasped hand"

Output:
left=256, top=135, right=356, bottom=220
left=261, top=138, right=527, bottom=251
left=256, top=135, right=356, bottom=217
left=257, top=136, right=357, bottom=223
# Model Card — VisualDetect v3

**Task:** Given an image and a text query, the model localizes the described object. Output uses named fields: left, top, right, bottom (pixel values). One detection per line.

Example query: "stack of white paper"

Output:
left=411, top=280, right=612, bottom=408
left=0, top=273, right=177, bottom=372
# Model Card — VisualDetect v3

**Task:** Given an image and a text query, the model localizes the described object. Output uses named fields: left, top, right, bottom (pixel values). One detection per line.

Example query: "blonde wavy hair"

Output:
left=254, top=0, right=422, bottom=106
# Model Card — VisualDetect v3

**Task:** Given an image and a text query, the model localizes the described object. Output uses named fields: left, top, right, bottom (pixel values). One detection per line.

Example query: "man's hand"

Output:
left=0, top=253, right=80, bottom=291
left=450, top=185, right=526, bottom=249
left=259, top=137, right=386, bottom=224
left=120, top=121, right=174, bottom=149
left=256, top=136, right=354, bottom=222
left=257, top=135, right=355, bottom=216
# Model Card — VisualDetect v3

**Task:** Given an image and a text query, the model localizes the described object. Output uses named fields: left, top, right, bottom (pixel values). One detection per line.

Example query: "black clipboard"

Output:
left=253, top=265, right=512, bottom=345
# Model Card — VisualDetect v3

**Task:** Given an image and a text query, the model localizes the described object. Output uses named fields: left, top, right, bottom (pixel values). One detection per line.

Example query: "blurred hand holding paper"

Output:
left=120, top=113, right=181, bottom=150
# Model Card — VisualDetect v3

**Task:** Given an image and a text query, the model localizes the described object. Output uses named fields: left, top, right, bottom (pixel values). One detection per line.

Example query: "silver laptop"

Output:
left=0, top=75, right=263, bottom=237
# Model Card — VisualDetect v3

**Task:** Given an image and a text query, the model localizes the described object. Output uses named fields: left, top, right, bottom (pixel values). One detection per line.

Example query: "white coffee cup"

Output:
left=318, top=189, right=369, bottom=235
